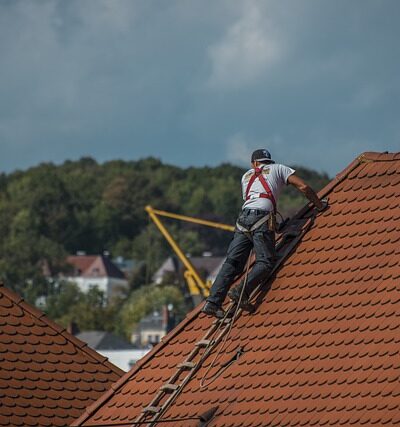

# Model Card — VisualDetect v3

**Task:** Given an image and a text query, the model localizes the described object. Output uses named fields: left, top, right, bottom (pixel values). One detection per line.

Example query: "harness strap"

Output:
left=245, top=167, right=277, bottom=212
left=236, top=214, right=270, bottom=234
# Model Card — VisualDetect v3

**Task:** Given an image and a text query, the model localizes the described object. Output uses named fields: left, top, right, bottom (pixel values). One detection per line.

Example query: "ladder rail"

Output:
left=149, top=316, right=236, bottom=426
left=134, top=314, right=234, bottom=425
left=134, top=315, right=228, bottom=424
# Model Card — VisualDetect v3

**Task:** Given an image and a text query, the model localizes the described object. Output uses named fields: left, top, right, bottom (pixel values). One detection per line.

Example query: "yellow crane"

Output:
left=145, top=205, right=234, bottom=302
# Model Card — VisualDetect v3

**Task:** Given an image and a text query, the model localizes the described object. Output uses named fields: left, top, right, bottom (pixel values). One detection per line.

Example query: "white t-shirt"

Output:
left=241, top=163, right=296, bottom=211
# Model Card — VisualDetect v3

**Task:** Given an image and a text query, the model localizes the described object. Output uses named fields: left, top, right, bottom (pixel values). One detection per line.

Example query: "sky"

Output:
left=0, top=0, right=399, bottom=176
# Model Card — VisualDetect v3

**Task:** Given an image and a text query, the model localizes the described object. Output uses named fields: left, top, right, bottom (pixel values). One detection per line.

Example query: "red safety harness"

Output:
left=245, top=167, right=276, bottom=212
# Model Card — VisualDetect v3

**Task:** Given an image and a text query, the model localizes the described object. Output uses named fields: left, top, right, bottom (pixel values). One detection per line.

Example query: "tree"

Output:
left=55, top=286, right=121, bottom=332
left=118, top=284, right=186, bottom=339
left=0, top=156, right=330, bottom=313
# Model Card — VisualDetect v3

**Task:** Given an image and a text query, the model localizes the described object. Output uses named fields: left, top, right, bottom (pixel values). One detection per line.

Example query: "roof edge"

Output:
left=0, top=282, right=124, bottom=380
left=292, top=151, right=399, bottom=221
left=292, top=155, right=361, bottom=220
left=72, top=302, right=205, bottom=425
left=358, top=151, right=400, bottom=162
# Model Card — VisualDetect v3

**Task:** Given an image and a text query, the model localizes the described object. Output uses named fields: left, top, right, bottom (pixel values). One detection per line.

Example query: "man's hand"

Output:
left=288, top=174, right=326, bottom=211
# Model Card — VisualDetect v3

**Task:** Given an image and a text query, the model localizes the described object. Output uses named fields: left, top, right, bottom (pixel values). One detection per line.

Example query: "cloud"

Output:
left=225, top=133, right=252, bottom=165
left=0, top=0, right=399, bottom=176
left=225, top=132, right=285, bottom=166
left=207, top=1, right=283, bottom=90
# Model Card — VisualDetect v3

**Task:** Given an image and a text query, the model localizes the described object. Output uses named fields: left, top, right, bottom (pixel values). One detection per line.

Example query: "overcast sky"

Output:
left=0, top=0, right=399, bottom=176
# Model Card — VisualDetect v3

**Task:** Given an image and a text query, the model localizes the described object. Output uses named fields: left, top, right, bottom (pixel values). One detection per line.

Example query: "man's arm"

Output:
left=287, top=174, right=325, bottom=211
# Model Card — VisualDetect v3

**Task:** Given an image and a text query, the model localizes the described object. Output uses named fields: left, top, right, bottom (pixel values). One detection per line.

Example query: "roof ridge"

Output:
left=0, top=281, right=123, bottom=377
left=288, top=150, right=399, bottom=221
left=290, top=154, right=363, bottom=221
left=358, top=151, right=400, bottom=162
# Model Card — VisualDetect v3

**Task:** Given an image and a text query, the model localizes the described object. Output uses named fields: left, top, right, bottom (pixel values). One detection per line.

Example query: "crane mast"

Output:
left=145, top=205, right=234, bottom=303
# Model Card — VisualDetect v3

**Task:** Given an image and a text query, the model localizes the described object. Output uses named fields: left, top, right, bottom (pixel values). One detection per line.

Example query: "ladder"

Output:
left=134, top=217, right=313, bottom=427
left=133, top=313, right=235, bottom=426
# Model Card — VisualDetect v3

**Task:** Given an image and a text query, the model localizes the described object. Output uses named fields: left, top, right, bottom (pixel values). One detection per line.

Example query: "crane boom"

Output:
left=145, top=205, right=234, bottom=301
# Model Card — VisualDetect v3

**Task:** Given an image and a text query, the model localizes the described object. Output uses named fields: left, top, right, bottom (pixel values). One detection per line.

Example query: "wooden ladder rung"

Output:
left=142, top=406, right=161, bottom=414
left=160, top=383, right=179, bottom=393
left=177, top=361, right=195, bottom=370
left=214, top=317, right=231, bottom=325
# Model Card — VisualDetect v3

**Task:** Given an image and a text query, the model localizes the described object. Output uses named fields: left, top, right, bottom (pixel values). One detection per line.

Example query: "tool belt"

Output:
left=236, top=211, right=276, bottom=234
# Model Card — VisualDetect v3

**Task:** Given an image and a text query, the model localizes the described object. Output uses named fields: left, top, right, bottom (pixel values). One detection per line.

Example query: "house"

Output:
left=76, top=330, right=135, bottom=351
left=76, top=330, right=149, bottom=372
left=153, top=254, right=225, bottom=285
left=133, top=305, right=177, bottom=347
left=113, top=256, right=142, bottom=279
left=63, top=254, right=129, bottom=300
left=0, top=282, right=123, bottom=427
left=72, top=152, right=400, bottom=427
left=153, top=256, right=180, bottom=284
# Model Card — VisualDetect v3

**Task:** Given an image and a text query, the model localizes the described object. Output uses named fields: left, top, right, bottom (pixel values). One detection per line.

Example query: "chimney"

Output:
left=67, top=321, right=80, bottom=336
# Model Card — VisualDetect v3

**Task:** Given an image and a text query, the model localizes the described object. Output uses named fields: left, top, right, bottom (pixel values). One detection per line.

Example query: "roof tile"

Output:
left=0, top=283, right=123, bottom=426
left=73, top=152, right=400, bottom=427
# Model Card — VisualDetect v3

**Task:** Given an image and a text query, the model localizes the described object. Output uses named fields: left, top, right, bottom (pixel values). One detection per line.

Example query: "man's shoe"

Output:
left=228, top=286, right=250, bottom=306
left=201, top=301, right=225, bottom=319
left=228, top=287, right=254, bottom=312
left=228, top=286, right=242, bottom=303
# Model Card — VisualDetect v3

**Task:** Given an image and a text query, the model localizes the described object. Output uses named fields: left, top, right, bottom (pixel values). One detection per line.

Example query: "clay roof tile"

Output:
left=0, top=283, right=123, bottom=427
left=73, top=151, right=400, bottom=427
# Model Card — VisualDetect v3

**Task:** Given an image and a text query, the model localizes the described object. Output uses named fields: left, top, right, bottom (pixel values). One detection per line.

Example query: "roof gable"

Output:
left=74, top=152, right=400, bottom=427
left=67, top=255, right=97, bottom=274
left=0, top=283, right=123, bottom=427
left=67, top=255, right=125, bottom=279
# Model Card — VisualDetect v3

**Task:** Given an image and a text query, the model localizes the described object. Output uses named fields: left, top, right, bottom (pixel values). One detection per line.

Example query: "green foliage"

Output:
left=47, top=283, right=122, bottom=333
left=0, top=156, right=330, bottom=334
left=45, top=281, right=82, bottom=320
left=118, top=284, right=186, bottom=338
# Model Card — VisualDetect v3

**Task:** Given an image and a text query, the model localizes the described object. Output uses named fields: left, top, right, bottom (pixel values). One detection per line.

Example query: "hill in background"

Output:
left=0, top=157, right=329, bottom=335
left=0, top=157, right=329, bottom=296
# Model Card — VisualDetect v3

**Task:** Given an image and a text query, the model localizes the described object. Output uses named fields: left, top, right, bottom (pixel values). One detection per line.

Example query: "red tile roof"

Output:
left=66, top=255, right=126, bottom=279
left=73, top=152, right=400, bottom=427
left=0, top=283, right=123, bottom=427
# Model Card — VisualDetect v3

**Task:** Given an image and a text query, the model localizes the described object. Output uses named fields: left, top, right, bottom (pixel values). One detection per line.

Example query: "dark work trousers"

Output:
left=207, top=210, right=276, bottom=307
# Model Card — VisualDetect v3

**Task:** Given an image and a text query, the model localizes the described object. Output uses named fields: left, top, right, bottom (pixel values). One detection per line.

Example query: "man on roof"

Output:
left=202, top=149, right=328, bottom=318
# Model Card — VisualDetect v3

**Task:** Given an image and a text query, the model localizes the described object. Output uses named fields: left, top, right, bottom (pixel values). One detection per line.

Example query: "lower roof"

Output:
left=0, top=283, right=123, bottom=427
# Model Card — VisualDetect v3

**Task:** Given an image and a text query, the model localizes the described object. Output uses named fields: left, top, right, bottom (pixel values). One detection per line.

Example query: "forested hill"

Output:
left=0, top=157, right=329, bottom=300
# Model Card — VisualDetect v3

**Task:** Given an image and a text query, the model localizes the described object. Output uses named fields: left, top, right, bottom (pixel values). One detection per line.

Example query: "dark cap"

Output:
left=251, top=149, right=274, bottom=163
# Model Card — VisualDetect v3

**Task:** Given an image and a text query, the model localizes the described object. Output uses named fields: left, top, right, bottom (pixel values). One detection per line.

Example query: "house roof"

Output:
left=0, top=283, right=123, bottom=427
left=74, top=152, right=400, bottom=427
left=66, top=255, right=126, bottom=279
left=76, top=331, right=135, bottom=351
left=153, top=256, right=179, bottom=282
left=189, top=256, right=225, bottom=277
left=153, top=255, right=224, bottom=282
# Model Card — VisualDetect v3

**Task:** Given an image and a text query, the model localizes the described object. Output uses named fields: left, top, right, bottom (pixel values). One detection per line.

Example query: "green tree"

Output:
left=118, top=284, right=186, bottom=339
left=0, top=156, right=330, bottom=312
left=44, top=281, right=82, bottom=320
left=56, top=286, right=121, bottom=332
left=0, top=208, right=67, bottom=301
